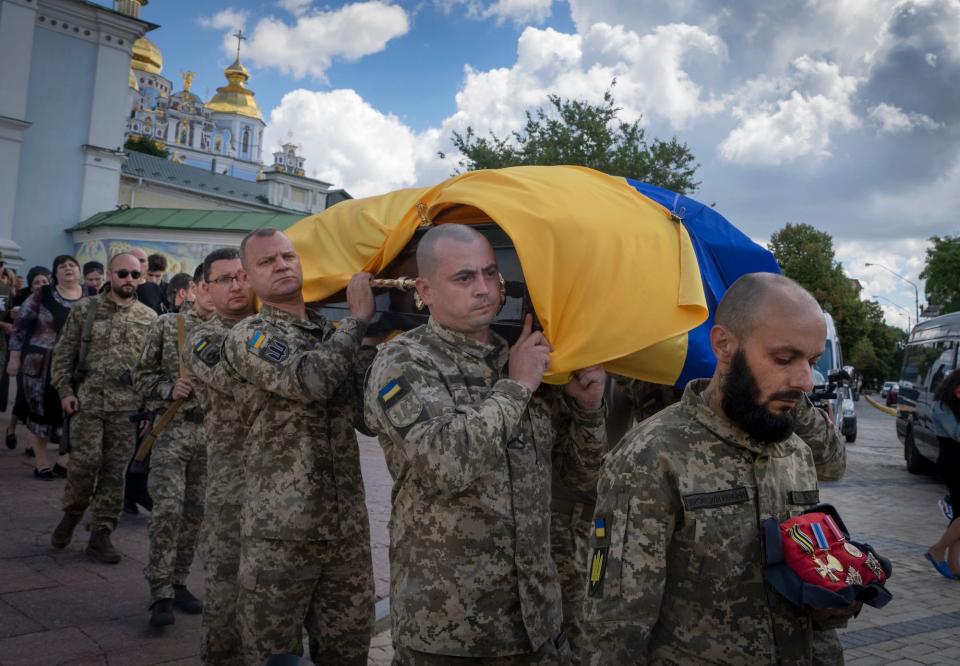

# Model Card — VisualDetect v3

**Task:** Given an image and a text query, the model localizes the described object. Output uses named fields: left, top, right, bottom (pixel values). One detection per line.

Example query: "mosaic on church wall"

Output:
left=74, top=238, right=233, bottom=276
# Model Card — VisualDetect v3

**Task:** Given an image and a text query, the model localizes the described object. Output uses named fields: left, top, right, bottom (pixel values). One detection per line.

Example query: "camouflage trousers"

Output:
left=393, top=635, right=573, bottom=665
left=144, top=418, right=207, bottom=603
left=550, top=503, right=594, bottom=665
left=61, top=410, right=136, bottom=532
left=199, top=500, right=243, bottom=666
left=236, top=534, right=375, bottom=666
left=812, top=628, right=845, bottom=665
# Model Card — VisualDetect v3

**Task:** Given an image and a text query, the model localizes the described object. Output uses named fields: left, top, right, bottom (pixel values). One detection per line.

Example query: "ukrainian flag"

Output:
left=286, top=166, right=777, bottom=387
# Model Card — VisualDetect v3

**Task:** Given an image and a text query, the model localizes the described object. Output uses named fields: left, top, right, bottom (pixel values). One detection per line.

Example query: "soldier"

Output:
left=190, top=263, right=215, bottom=320
left=364, top=224, right=607, bottom=665
left=133, top=270, right=208, bottom=627
left=165, top=272, right=195, bottom=313
left=581, top=273, right=856, bottom=665
left=219, top=229, right=376, bottom=666
left=180, top=247, right=256, bottom=665
left=49, top=252, right=157, bottom=563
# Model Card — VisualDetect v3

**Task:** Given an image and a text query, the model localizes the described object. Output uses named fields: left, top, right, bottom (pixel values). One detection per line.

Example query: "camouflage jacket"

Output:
left=222, top=303, right=372, bottom=542
left=364, top=317, right=607, bottom=657
left=581, top=379, right=841, bottom=665
left=133, top=305, right=204, bottom=417
left=51, top=293, right=157, bottom=413
left=181, top=314, right=248, bottom=508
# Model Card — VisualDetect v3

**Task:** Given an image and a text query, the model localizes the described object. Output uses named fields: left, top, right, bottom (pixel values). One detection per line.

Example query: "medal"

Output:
left=812, top=556, right=840, bottom=582
left=811, top=523, right=830, bottom=550
left=844, top=566, right=863, bottom=586
left=844, top=542, right=864, bottom=558
left=865, top=552, right=885, bottom=580
left=826, top=553, right=844, bottom=572
left=824, top=515, right=846, bottom=542
left=789, top=525, right=816, bottom=555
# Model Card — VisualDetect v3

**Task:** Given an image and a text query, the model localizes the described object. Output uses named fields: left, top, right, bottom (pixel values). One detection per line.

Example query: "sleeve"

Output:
left=9, top=290, right=41, bottom=352
left=50, top=302, right=84, bottom=398
left=581, top=442, right=676, bottom=665
left=364, top=343, right=533, bottom=496
left=351, top=344, right=379, bottom=437
left=550, top=390, right=608, bottom=496
left=132, top=318, right=174, bottom=403
left=222, top=317, right=369, bottom=403
left=792, top=394, right=846, bottom=481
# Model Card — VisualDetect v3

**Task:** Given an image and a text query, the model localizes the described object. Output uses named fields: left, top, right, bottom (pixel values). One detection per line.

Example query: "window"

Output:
left=927, top=341, right=958, bottom=392
left=901, top=341, right=948, bottom=387
left=242, top=128, right=250, bottom=153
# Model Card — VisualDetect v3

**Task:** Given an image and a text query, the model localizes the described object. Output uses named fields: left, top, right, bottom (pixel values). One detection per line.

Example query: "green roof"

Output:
left=70, top=207, right=305, bottom=233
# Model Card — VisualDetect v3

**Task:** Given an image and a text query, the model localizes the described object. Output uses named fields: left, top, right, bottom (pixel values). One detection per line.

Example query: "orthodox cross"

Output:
left=233, top=29, right=246, bottom=59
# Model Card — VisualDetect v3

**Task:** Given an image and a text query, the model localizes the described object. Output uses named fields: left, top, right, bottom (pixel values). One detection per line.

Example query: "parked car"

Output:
left=812, top=312, right=845, bottom=432
left=881, top=381, right=896, bottom=399
left=896, top=311, right=960, bottom=473
left=840, top=386, right=857, bottom=443
left=885, top=384, right=898, bottom=407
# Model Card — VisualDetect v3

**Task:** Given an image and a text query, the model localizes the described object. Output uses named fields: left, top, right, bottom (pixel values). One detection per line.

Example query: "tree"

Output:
left=124, top=135, right=168, bottom=159
left=920, top=234, right=960, bottom=314
left=446, top=88, right=700, bottom=194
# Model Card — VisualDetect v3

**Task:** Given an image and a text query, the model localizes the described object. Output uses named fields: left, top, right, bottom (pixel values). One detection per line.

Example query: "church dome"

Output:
left=205, top=56, right=263, bottom=121
left=129, top=69, right=139, bottom=91
left=131, top=36, right=163, bottom=75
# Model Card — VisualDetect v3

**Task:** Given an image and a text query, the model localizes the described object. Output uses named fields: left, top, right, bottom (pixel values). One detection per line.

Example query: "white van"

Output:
left=812, top=311, right=846, bottom=433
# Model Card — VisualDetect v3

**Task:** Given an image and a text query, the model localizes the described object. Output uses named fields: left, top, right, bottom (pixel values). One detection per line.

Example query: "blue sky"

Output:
left=131, top=0, right=960, bottom=331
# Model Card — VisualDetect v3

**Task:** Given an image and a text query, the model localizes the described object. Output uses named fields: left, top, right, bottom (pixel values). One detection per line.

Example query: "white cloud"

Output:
left=263, top=89, right=447, bottom=197
left=197, top=8, right=248, bottom=32
left=278, top=0, right=313, bottom=16
left=718, top=57, right=860, bottom=165
left=434, top=0, right=553, bottom=25
left=868, top=103, right=941, bottom=133
left=205, top=2, right=410, bottom=80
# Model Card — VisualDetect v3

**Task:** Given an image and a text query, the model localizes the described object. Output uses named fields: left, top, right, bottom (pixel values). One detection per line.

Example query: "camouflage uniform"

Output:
left=581, top=379, right=849, bottom=665
left=133, top=304, right=207, bottom=604
left=221, top=304, right=375, bottom=666
left=50, top=294, right=157, bottom=533
left=181, top=314, right=248, bottom=666
left=364, top=317, right=607, bottom=663
left=550, top=379, right=682, bottom=663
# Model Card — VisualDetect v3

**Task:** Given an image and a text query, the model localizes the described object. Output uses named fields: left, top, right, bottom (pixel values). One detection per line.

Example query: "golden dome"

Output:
left=128, top=68, right=139, bottom=91
left=205, top=56, right=263, bottom=121
left=131, top=36, right=162, bottom=75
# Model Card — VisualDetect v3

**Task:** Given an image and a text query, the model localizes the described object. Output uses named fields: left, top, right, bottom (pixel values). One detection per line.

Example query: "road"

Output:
left=1, top=397, right=958, bottom=665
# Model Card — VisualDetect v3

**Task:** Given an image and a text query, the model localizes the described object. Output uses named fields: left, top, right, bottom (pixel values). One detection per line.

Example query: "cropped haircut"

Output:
left=715, top=272, right=818, bottom=340
left=82, top=261, right=104, bottom=277
left=148, top=253, right=167, bottom=272
left=415, top=224, right=487, bottom=279
left=166, top=272, right=193, bottom=302
left=239, top=228, right=282, bottom=267
left=202, top=247, right=241, bottom=282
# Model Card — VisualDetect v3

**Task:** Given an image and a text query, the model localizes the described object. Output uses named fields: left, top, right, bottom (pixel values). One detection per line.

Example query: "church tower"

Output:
left=205, top=31, right=265, bottom=181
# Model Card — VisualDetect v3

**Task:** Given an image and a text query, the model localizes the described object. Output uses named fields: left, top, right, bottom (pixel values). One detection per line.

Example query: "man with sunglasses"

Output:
left=49, top=253, right=157, bottom=563
left=181, top=247, right=256, bottom=665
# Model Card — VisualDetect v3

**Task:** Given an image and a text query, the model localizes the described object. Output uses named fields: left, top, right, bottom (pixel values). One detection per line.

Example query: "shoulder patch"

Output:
left=588, top=516, right=611, bottom=598
left=246, top=330, right=290, bottom=364
left=193, top=338, right=220, bottom=367
left=379, top=376, right=423, bottom=430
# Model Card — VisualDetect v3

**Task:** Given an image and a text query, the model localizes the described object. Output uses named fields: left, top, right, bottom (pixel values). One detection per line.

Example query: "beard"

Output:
left=721, top=348, right=799, bottom=444
left=112, top=282, right=136, bottom=298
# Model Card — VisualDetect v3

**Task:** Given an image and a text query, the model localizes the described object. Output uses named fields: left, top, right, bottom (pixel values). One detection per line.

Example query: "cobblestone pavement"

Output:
left=2, top=394, right=957, bottom=665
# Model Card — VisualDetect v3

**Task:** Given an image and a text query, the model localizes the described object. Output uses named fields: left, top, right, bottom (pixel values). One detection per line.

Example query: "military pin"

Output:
left=844, top=542, right=864, bottom=558
left=826, top=553, right=844, bottom=572
left=813, top=557, right=840, bottom=582
left=844, top=566, right=863, bottom=586
left=865, top=552, right=885, bottom=580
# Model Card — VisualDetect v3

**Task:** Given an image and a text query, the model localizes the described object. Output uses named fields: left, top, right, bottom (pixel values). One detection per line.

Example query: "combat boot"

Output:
left=150, top=598, right=174, bottom=627
left=51, top=512, right=83, bottom=549
left=86, top=528, right=121, bottom=564
left=172, top=585, right=203, bottom=614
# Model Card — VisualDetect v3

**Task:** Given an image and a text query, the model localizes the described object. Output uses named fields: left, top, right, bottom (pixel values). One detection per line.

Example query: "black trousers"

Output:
left=938, top=436, right=960, bottom=523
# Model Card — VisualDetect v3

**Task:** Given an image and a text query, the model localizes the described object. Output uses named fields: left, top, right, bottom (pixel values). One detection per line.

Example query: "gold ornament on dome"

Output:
left=181, top=70, right=195, bottom=92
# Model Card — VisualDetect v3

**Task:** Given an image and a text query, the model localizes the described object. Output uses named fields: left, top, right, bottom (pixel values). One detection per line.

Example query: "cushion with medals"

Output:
left=762, top=503, right=893, bottom=609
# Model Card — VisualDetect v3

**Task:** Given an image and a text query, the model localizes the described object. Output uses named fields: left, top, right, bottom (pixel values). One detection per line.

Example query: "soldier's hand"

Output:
left=565, top=364, right=605, bottom=411
left=171, top=376, right=193, bottom=400
left=61, top=396, right=79, bottom=415
left=347, top=272, right=375, bottom=322
left=509, top=314, right=552, bottom=392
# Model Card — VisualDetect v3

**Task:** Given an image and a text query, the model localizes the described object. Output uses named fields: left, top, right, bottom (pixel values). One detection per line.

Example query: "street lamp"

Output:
left=874, top=295, right=912, bottom=331
left=864, top=262, right=920, bottom=323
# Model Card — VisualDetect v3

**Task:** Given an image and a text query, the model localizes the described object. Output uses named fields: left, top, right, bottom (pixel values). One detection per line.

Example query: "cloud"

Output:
left=278, top=0, right=312, bottom=16
left=197, top=8, right=247, bottom=32
left=868, top=102, right=941, bottom=133
left=203, top=2, right=410, bottom=80
left=434, top=0, right=554, bottom=25
left=263, top=89, right=447, bottom=197
left=718, top=57, right=860, bottom=165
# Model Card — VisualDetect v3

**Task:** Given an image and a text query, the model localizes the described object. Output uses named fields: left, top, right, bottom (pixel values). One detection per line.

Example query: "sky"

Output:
left=130, top=0, right=960, bottom=331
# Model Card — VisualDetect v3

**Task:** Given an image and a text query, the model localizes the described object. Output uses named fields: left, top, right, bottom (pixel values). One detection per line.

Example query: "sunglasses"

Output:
left=115, top=270, right=142, bottom=279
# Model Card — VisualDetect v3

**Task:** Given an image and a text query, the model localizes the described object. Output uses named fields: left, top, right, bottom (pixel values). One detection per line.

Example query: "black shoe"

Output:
left=123, top=498, right=140, bottom=515
left=172, top=585, right=203, bottom=614
left=33, top=468, right=55, bottom=481
left=52, top=464, right=68, bottom=478
left=5, top=432, right=15, bottom=450
left=149, top=599, right=175, bottom=627
left=86, top=529, right=121, bottom=564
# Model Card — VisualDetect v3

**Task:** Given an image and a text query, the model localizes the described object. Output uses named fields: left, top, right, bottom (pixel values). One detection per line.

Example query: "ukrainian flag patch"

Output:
left=380, top=379, right=402, bottom=402
left=247, top=330, right=267, bottom=350
left=193, top=339, right=209, bottom=354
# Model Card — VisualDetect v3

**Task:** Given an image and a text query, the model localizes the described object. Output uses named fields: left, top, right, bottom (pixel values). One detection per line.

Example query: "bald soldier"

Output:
left=581, top=273, right=857, bottom=665
left=364, top=224, right=608, bottom=665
